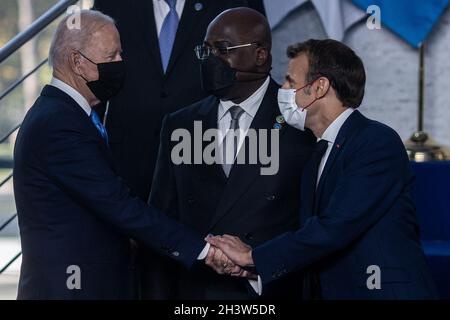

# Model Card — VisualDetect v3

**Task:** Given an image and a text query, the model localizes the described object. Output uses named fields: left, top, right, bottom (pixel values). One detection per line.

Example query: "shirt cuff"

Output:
left=197, top=243, right=210, bottom=260
left=248, top=276, right=263, bottom=296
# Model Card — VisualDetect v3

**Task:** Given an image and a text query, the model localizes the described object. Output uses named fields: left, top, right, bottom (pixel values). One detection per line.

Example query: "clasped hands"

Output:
left=204, top=235, right=256, bottom=279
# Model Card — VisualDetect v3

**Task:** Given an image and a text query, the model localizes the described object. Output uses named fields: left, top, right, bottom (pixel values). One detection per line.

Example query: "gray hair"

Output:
left=48, top=9, right=115, bottom=68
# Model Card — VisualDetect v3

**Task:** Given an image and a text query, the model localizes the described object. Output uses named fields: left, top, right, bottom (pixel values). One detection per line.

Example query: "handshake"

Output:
left=204, top=235, right=256, bottom=279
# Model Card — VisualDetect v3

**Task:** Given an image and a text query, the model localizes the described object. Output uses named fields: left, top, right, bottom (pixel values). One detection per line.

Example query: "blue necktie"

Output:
left=159, top=0, right=179, bottom=73
left=90, top=110, right=109, bottom=145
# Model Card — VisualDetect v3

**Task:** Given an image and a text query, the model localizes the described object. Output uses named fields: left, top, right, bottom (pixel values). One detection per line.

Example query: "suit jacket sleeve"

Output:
left=149, top=114, right=179, bottom=218
left=252, top=125, right=410, bottom=286
left=143, top=114, right=181, bottom=299
left=40, top=112, right=204, bottom=269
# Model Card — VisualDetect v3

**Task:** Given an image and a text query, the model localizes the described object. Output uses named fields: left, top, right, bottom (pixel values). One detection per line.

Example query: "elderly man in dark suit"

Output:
left=13, top=10, right=222, bottom=300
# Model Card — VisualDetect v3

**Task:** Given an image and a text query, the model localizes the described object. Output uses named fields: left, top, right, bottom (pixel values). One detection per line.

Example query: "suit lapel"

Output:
left=41, top=85, right=115, bottom=168
left=135, top=0, right=164, bottom=76
left=165, top=0, right=208, bottom=77
left=313, top=137, right=346, bottom=212
left=208, top=80, right=285, bottom=230
left=195, top=96, right=228, bottom=184
left=314, top=111, right=363, bottom=211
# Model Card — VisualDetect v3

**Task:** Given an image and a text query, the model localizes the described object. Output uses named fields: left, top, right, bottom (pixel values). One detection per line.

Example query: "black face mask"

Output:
left=78, top=51, right=126, bottom=102
left=200, top=54, right=269, bottom=98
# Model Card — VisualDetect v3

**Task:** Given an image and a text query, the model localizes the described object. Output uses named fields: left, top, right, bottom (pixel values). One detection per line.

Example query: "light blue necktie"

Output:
left=90, top=110, right=109, bottom=145
left=159, top=0, right=179, bottom=73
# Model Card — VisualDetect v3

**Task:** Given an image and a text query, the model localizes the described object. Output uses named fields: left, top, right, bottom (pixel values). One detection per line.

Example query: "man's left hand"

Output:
left=206, top=234, right=254, bottom=268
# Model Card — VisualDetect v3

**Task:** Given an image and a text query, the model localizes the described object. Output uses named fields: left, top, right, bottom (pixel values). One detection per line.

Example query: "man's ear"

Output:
left=68, top=50, right=82, bottom=76
left=255, top=47, right=268, bottom=67
left=316, top=77, right=330, bottom=98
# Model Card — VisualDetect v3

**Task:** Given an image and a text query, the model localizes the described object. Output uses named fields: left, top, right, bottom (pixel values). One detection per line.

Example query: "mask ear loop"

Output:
left=294, top=77, right=323, bottom=111
left=75, top=51, right=100, bottom=83
left=234, top=61, right=273, bottom=82
left=78, top=73, right=89, bottom=83
left=234, top=68, right=271, bottom=83
left=300, top=98, right=318, bottom=112
left=77, top=50, right=98, bottom=65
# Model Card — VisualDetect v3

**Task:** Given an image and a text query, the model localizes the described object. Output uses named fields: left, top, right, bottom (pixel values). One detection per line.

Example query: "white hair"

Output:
left=48, top=9, right=115, bottom=68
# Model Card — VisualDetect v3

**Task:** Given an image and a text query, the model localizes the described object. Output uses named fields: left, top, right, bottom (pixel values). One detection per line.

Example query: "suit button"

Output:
left=244, top=233, right=253, bottom=241
left=187, top=198, right=195, bottom=204
left=266, top=195, right=276, bottom=201
left=172, top=251, right=180, bottom=257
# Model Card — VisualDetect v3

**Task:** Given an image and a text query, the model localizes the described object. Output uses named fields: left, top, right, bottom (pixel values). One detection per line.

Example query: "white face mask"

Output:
left=277, top=88, right=307, bottom=131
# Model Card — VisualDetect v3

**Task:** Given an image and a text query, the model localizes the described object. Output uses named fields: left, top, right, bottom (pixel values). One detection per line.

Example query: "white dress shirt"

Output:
left=218, top=76, right=271, bottom=161
left=317, top=108, right=355, bottom=184
left=50, top=78, right=91, bottom=116
left=153, top=0, right=186, bottom=36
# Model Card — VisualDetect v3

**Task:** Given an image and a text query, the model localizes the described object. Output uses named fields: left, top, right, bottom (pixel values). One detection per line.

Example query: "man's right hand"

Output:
left=206, top=235, right=254, bottom=268
left=204, top=244, right=253, bottom=278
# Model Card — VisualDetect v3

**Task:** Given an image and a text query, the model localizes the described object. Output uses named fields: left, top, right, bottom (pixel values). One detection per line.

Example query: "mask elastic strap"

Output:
left=235, top=70, right=270, bottom=83
left=78, top=73, right=89, bottom=83
left=236, top=74, right=269, bottom=83
left=301, top=98, right=318, bottom=111
left=294, top=77, right=323, bottom=111
left=236, top=67, right=271, bottom=76
left=76, top=51, right=97, bottom=83
left=77, top=50, right=98, bottom=65
left=294, top=77, right=320, bottom=93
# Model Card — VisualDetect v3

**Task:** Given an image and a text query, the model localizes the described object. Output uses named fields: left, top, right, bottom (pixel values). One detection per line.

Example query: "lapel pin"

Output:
left=273, top=123, right=282, bottom=130
left=276, top=115, right=285, bottom=124
left=194, top=2, right=203, bottom=11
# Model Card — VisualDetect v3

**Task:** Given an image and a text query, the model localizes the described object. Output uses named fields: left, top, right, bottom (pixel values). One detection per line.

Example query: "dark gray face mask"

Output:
left=200, top=54, right=269, bottom=98
left=78, top=51, right=126, bottom=102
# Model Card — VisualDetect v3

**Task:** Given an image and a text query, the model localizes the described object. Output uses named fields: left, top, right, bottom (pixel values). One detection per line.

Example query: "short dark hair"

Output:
left=287, top=39, right=366, bottom=108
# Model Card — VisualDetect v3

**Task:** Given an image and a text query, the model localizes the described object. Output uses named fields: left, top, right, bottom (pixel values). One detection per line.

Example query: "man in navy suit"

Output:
left=13, top=10, right=224, bottom=300
left=207, top=39, right=439, bottom=300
